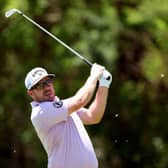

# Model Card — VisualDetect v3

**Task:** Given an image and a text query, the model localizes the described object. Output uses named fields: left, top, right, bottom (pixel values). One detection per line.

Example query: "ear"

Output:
left=27, top=90, right=34, bottom=97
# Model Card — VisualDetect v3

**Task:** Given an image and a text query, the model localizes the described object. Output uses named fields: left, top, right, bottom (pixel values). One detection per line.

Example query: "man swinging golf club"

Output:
left=5, top=8, right=112, bottom=168
left=25, top=64, right=112, bottom=168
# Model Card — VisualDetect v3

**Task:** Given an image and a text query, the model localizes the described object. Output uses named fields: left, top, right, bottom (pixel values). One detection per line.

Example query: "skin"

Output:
left=27, top=77, right=55, bottom=102
left=27, top=64, right=109, bottom=125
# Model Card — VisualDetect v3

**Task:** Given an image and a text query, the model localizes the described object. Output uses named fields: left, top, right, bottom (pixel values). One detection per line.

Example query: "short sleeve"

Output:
left=76, top=108, right=87, bottom=119
left=31, top=99, right=68, bottom=130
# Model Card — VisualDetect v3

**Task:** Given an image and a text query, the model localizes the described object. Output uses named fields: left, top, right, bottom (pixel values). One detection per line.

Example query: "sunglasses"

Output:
left=31, top=78, right=54, bottom=90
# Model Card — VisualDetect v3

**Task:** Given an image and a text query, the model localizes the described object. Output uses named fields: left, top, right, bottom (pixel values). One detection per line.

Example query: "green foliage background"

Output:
left=0, top=0, right=168, bottom=167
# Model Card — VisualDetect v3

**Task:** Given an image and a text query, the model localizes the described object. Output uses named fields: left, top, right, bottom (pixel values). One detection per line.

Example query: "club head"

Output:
left=5, top=8, right=22, bottom=18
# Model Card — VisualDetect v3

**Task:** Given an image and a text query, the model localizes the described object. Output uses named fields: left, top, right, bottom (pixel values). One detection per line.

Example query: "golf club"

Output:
left=5, top=8, right=111, bottom=80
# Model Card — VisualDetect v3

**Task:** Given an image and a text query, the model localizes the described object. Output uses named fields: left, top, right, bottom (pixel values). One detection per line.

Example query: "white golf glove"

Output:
left=90, top=63, right=105, bottom=79
left=99, top=70, right=112, bottom=88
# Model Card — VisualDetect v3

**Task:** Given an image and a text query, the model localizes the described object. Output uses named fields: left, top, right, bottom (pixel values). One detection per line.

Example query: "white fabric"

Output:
left=25, top=67, right=55, bottom=89
left=30, top=97, right=98, bottom=168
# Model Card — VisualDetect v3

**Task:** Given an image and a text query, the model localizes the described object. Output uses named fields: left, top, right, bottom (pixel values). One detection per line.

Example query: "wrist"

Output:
left=88, top=74, right=99, bottom=82
left=99, top=79, right=110, bottom=88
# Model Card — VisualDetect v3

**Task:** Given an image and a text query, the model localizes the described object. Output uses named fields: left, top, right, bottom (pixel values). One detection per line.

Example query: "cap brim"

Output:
left=30, top=74, right=55, bottom=89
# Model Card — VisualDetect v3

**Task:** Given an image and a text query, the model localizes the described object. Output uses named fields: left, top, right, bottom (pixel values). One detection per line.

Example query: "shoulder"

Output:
left=52, top=98, right=64, bottom=108
left=37, top=98, right=68, bottom=115
left=31, top=97, right=66, bottom=109
left=31, top=97, right=69, bottom=126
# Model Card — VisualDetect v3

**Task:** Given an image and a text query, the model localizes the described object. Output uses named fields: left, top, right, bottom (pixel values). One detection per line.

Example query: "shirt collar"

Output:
left=30, top=101, right=39, bottom=108
left=30, top=96, right=59, bottom=108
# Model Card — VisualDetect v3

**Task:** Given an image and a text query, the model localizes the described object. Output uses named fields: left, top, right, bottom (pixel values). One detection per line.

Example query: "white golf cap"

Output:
left=25, top=67, right=55, bottom=90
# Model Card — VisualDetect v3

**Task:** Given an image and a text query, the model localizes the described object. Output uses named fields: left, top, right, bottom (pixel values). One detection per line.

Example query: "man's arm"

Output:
left=78, top=70, right=112, bottom=125
left=66, top=63, right=105, bottom=114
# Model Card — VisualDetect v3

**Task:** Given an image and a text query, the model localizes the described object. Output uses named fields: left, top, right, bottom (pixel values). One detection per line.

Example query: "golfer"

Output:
left=25, top=63, right=112, bottom=168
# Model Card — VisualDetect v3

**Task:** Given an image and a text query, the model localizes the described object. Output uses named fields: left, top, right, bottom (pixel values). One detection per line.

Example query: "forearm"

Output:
left=87, top=86, right=109, bottom=124
left=67, top=76, right=98, bottom=114
left=76, top=68, right=112, bottom=124
left=66, top=63, right=105, bottom=114
left=75, top=76, right=98, bottom=106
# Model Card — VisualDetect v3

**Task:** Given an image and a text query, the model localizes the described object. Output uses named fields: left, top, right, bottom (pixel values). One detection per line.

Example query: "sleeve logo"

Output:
left=53, top=100, right=63, bottom=108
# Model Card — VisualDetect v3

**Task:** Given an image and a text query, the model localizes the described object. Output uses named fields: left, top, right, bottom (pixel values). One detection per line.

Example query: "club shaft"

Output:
left=21, top=12, right=93, bottom=67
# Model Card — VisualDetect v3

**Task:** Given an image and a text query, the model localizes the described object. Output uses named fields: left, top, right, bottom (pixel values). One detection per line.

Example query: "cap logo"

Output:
left=32, top=70, right=45, bottom=77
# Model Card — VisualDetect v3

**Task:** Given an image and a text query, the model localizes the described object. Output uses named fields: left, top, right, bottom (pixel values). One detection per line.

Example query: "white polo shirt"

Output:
left=30, top=97, right=98, bottom=168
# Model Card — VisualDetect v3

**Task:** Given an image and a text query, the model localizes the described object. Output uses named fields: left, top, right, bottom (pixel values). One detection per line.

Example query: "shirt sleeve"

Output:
left=76, top=108, right=87, bottom=119
left=31, top=99, right=68, bottom=130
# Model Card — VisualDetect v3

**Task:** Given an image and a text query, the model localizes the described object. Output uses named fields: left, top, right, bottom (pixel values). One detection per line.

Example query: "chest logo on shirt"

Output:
left=53, top=100, right=63, bottom=108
